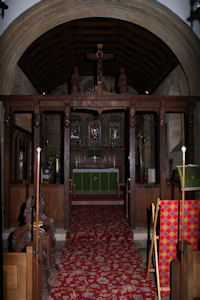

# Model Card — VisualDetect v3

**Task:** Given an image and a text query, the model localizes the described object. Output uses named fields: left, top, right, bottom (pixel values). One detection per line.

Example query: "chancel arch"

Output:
left=0, top=0, right=200, bottom=95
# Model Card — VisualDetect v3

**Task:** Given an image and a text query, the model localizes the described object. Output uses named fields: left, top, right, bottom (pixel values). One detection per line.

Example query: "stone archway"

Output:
left=0, top=0, right=200, bottom=95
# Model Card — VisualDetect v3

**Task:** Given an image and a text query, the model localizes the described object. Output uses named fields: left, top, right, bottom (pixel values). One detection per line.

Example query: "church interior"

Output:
left=1, top=1, right=200, bottom=299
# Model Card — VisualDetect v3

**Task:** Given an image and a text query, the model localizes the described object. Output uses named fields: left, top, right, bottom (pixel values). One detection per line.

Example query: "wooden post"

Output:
left=185, top=101, right=194, bottom=199
left=139, top=144, right=143, bottom=184
left=64, top=102, right=71, bottom=230
left=129, top=104, right=136, bottom=228
left=33, top=102, right=41, bottom=200
left=180, top=146, right=186, bottom=300
left=159, top=102, right=166, bottom=199
left=185, top=101, right=194, bottom=164
left=3, top=102, right=11, bottom=227
left=26, top=246, right=33, bottom=300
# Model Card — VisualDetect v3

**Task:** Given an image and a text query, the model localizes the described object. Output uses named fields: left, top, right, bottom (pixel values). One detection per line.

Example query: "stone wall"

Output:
left=153, top=65, right=189, bottom=95
left=11, top=65, right=38, bottom=95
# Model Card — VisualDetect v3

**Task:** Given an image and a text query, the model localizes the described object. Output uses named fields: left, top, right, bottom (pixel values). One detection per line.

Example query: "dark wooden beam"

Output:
left=3, top=102, right=11, bottom=227
left=129, top=103, right=136, bottom=229
left=64, top=102, right=71, bottom=230
left=33, top=102, right=41, bottom=201
left=159, top=101, right=166, bottom=200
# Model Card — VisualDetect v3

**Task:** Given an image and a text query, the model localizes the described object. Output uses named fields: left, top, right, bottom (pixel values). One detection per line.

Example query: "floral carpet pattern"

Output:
left=50, top=206, right=156, bottom=299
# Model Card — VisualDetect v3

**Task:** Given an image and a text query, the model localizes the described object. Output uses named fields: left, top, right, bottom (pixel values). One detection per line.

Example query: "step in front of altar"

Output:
left=72, top=197, right=124, bottom=205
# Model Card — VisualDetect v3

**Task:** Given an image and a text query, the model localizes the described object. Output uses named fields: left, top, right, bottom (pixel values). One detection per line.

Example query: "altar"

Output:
left=72, top=168, right=119, bottom=192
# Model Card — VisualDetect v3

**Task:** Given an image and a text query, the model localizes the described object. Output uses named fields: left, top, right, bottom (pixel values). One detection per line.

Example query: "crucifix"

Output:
left=87, top=43, right=113, bottom=94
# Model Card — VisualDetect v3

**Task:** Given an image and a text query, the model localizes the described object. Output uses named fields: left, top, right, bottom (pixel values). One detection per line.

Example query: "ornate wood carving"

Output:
left=87, top=43, right=113, bottom=94
left=11, top=196, right=51, bottom=294
left=4, top=113, right=11, bottom=127
left=34, top=113, right=41, bottom=128
left=118, top=67, right=127, bottom=93
left=64, top=112, right=70, bottom=127
left=38, top=192, right=56, bottom=268
left=71, top=66, right=80, bottom=94
left=130, top=112, right=135, bottom=128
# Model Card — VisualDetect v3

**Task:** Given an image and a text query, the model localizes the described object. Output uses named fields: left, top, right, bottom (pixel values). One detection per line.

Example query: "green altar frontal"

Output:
left=73, top=168, right=119, bottom=192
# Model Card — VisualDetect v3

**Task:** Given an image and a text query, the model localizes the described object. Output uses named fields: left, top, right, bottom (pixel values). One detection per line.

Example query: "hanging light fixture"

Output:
left=0, top=0, right=8, bottom=19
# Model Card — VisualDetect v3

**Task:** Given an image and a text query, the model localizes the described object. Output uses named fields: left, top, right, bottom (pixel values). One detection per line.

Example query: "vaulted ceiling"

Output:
left=18, top=18, right=179, bottom=95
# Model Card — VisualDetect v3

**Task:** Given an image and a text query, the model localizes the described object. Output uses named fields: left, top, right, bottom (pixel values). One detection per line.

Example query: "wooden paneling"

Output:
left=135, top=184, right=159, bottom=227
left=135, top=183, right=181, bottom=227
left=10, top=184, right=32, bottom=227
left=3, top=246, right=33, bottom=300
left=9, top=182, right=181, bottom=228
left=193, top=251, right=200, bottom=298
left=40, top=184, right=64, bottom=227
left=10, top=184, right=64, bottom=228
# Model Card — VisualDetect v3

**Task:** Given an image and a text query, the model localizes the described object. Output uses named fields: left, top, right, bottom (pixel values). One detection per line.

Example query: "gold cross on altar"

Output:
left=87, top=43, right=113, bottom=94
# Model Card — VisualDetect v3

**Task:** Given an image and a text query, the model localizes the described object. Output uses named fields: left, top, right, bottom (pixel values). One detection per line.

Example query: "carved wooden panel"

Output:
left=3, top=247, right=33, bottom=300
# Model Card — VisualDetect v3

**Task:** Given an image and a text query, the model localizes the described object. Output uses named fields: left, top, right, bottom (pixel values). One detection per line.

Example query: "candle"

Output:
left=56, top=157, right=59, bottom=173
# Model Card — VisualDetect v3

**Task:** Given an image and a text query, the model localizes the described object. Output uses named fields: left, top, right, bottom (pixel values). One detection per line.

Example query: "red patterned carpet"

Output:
left=50, top=206, right=156, bottom=299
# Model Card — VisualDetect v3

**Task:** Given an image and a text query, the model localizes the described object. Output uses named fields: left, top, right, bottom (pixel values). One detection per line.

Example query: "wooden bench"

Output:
left=171, top=241, right=200, bottom=300
left=3, top=246, right=33, bottom=300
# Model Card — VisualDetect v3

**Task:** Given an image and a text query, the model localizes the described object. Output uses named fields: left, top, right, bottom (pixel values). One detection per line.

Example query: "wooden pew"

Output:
left=11, top=196, right=50, bottom=296
left=3, top=246, right=33, bottom=300
left=171, top=241, right=200, bottom=300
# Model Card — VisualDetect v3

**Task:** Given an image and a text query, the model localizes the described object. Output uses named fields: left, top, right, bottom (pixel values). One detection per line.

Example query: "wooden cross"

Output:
left=87, top=43, right=113, bottom=94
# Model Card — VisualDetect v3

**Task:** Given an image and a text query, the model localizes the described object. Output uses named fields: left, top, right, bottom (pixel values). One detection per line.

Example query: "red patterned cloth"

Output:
left=50, top=206, right=157, bottom=299
left=159, top=200, right=199, bottom=296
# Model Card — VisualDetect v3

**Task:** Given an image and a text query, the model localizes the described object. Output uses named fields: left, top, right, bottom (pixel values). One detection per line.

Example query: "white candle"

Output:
left=56, top=158, right=59, bottom=173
